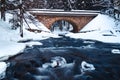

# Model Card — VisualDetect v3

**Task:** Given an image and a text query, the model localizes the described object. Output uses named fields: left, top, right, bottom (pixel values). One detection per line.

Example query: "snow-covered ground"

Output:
left=0, top=12, right=120, bottom=77
left=0, top=12, right=59, bottom=60
left=66, top=14, right=120, bottom=43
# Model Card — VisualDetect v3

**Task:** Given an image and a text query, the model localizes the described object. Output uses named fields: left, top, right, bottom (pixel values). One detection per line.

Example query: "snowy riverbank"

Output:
left=66, top=14, right=120, bottom=43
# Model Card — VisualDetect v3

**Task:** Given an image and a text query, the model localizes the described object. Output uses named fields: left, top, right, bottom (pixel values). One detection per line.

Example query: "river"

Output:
left=4, top=36, right=120, bottom=80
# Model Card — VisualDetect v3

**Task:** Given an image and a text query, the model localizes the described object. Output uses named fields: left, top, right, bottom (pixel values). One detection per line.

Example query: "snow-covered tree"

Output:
left=113, top=0, right=120, bottom=10
left=9, top=10, right=21, bottom=30
left=0, top=0, right=24, bottom=37
left=6, top=0, right=23, bottom=32
left=23, top=0, right=46, bottom=9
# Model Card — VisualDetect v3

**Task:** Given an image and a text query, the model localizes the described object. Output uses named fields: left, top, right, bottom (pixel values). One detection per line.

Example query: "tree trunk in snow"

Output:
left=19, top=1, right=24, bottom=37
left=1, top=0, right=6, bottom=21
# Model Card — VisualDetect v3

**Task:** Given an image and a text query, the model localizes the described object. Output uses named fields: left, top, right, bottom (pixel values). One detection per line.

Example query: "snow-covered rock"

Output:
left=111, top=49, right=120, bottom=54
left=81, top=61, right=95, bottom=72
left=42, top=56, right=67, bottom=68
left=42, top=63, right=52, bottom=69
left=51, top=56, right=67, bottom=67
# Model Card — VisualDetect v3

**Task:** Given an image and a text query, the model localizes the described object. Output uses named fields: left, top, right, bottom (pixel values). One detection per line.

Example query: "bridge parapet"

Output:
left=28, top=9, right=100, bottom=16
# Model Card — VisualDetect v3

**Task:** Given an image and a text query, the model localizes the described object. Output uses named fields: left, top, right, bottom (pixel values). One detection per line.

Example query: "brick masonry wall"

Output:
left=35, top=15, right=95, bottom=32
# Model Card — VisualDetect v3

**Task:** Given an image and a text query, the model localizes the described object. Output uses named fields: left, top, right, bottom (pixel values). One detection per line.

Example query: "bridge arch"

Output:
left=35, top=15, right=96, bottom=32
left=50, top=19, right=78, bottom=33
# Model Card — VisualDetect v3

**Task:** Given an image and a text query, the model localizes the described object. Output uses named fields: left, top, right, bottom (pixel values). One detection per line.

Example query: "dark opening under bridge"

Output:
left=28, top=9, right=100, bottom=32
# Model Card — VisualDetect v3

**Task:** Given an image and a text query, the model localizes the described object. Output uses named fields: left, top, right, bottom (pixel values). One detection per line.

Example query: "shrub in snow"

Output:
left=81, top=61, right=95, bottom=72
left=111, top=49, right=120, bottom=54
left=0, top=62, right=7, bottom=79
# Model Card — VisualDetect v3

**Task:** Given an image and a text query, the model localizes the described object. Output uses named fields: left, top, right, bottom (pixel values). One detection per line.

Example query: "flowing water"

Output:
left=4, top=36, right=120, bottom=80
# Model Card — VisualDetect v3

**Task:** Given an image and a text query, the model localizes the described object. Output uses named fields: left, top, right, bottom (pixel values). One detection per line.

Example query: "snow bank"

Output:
left=23, top=12, right=50, bottom=32
left=0, top=13, right=59, bottom=60
left=66, top=14, right=120, bottom=43
left=0, top=62, right=7, bottom=79
left=0, top=20, right=25, bottom=60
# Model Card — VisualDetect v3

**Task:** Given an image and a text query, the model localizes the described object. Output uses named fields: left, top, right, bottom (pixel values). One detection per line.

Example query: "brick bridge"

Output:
left=28, top=9, right=100, bottom=32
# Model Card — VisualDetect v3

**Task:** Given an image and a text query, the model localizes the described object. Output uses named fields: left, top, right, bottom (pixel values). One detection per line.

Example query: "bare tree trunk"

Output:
left=1, top=0, right=6, bottom=21
left=19, top=2, right=24, bottom=37
left=20, top=11, right=23, bottom=37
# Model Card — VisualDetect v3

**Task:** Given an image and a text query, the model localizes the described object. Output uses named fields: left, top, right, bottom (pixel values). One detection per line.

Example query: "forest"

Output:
left=0, top=0, right=119, bottom=10
left=0, top=0, right=120, bottom=32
